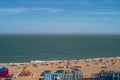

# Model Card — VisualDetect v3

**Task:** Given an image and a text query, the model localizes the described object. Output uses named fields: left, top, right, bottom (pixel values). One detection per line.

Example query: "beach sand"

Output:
left=0, top=57, right=120, bottom=80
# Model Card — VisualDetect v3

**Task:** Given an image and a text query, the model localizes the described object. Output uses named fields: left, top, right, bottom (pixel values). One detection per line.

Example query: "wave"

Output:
left=0, top=56, right=120, bottom=65
left=30, top=56, right=120, bottom=63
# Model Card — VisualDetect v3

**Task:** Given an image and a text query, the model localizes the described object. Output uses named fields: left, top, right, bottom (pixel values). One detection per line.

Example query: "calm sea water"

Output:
left=0, top=35, right=120, bottom=63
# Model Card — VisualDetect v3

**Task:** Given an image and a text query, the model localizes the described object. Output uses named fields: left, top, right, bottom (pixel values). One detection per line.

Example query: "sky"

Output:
left=0, top=0, right=120, bottom=34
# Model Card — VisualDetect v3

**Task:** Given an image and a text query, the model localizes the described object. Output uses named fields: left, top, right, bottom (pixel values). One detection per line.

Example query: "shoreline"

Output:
left=0, top=56, right=120, bottom=65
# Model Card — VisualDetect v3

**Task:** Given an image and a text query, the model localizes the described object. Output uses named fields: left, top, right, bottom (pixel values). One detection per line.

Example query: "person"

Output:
left=55, top=77, right=57, bottom=80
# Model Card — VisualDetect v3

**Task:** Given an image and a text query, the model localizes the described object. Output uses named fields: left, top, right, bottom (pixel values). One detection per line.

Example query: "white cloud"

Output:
left=90, top=11, right=120, bottom=15
left=105, top=0, right=112, bottom=3
left=105, top=0, right=120, bottom=4
left=102, top=17, right=111, bottom=21
left=80, top=1, right=91, bottom=6
left=0, top=8, right=62, bottom=13
left=25, top=1, right=91, bottom=6
left=0, top=8, right=26, bottom=13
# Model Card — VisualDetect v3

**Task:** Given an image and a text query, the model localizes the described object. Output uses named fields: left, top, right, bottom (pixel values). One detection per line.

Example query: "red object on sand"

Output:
left=0, top=67, right=10, bottom=78
left=18, top=71, right=32, bottom=77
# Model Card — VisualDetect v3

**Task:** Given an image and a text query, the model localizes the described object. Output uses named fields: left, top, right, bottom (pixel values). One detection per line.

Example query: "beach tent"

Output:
left=0, top=67, right=9, bottom=78
left=55, top=70, right=64, bottom=73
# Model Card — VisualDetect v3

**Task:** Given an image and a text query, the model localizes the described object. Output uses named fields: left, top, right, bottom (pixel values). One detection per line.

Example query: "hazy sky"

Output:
left=0, top=0, right=120, bottom=34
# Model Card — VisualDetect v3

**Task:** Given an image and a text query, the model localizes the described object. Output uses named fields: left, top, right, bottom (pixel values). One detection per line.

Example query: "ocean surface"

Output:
left=0, top=35, right=120, bottom=63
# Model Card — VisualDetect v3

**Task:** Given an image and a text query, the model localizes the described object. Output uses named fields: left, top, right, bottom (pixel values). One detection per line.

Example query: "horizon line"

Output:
left=0, top=33, right=120, bottom=36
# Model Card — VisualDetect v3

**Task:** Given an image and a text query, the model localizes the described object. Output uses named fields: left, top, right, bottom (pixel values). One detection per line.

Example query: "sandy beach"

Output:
left=0, top=57, right=120, bottom=80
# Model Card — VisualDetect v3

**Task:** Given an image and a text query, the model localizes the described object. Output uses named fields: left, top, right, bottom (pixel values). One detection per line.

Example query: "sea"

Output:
left=0, top=35, right=120, bottom=63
